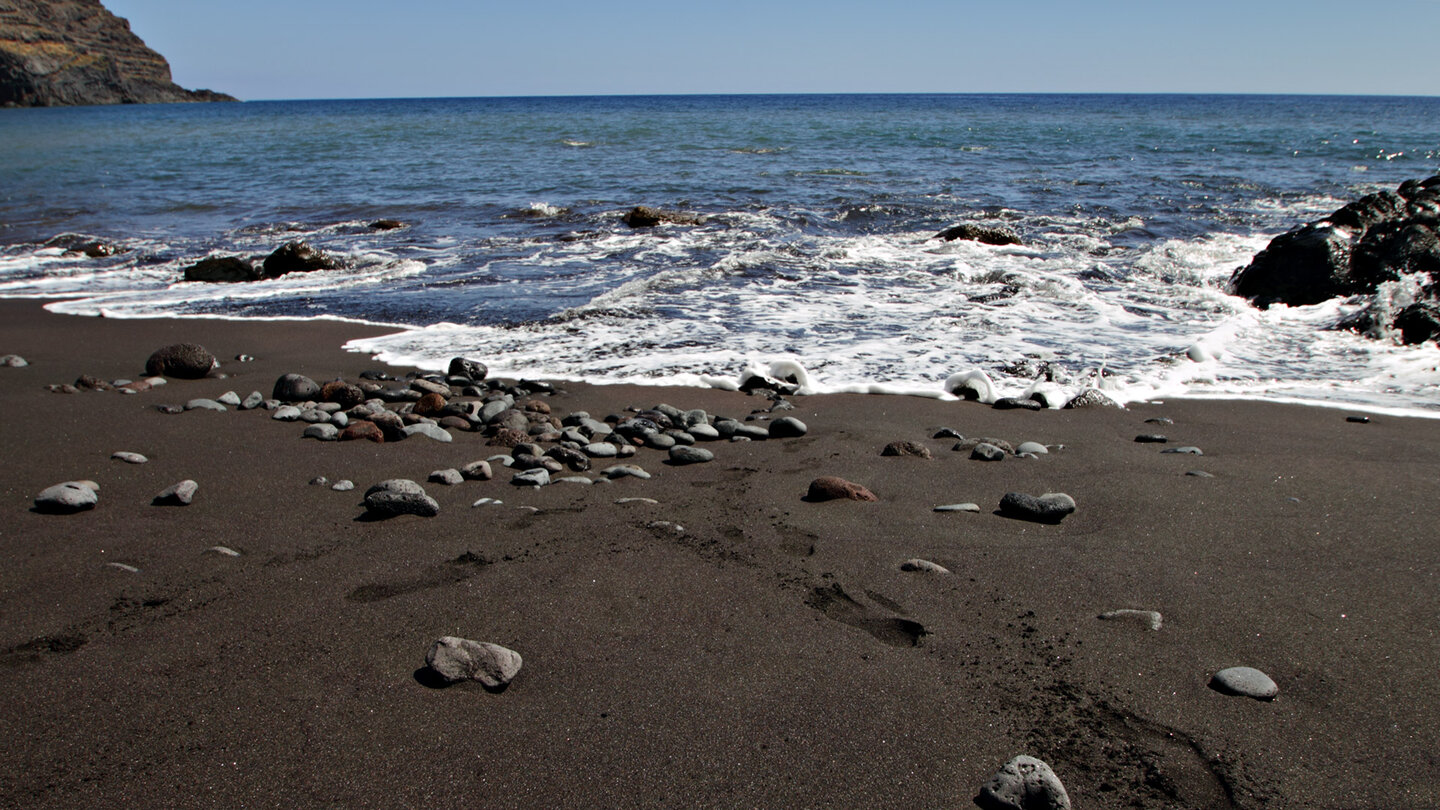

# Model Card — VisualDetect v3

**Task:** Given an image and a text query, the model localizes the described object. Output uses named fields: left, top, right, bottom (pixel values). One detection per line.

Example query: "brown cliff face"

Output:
left=0, top=0, right=235, bottom=107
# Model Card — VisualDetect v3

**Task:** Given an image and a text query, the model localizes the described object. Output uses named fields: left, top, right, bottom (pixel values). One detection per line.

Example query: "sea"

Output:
left=2, top=94, right=1438, bottom=413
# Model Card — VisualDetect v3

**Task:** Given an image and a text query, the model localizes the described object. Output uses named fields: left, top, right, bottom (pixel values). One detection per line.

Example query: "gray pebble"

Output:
left=1145, top=417, right=1173, bottom=425
left=1099, top=609, right=1163, bottom=631
left=734, top=424, right=770, bottom=440
left=184, top=398, right=227, bottom=412
left=34, top=481, right=99, bottom=514
left=206, top=546, right=241, bottom=557
left=1210, top=666, right=1278, bottom=700
left=900, top=559, right=951, bottom=574
left=310, top=476, right=330, bottom=485
left=615, top=497, right=659, bottom=505
left=299, top=408, right=332, bottom=424
left=331, top=480, right=355, bottom=492
left=583, top=442, right=619, bottom=458
left=217, top=391, right=242, bottom=407
left=0, top=354, right=28, bottom=367
left=303, top=423, right=339, bottom=441
left=425, top=637, right=522, bottom=689
left=555, top=476, right=593, bottom=485
left=111, top=451, right=148, bottom=464
left=460, top=460, right=494, bottom=481
left=272, top=405, right=303, bottom=421
left=1161, top=446, right=1204, bottom=455
left=933, top=428, right=963, bottom=439
left=1015, top=441, right=1048, bottom=455
left=668, top=445, right=714, bottom=465
left=768, top=416, right=808, bottom=438
left=645, top=433, right=677, bottom=450
left=975, top=755, right=1071, bottom=810
left=472, top=497, right=504, bottom=507
left=402, top=423, right=453, bottom=443
left=601, top=465, right=651, bottom=480
left=511, top=468, right=550, bottom=487
left=999, top=492, right=1076, bottom=524
left=687, top=424, right=721, bottom=441
left=934, top=503, right=981, bottom=513
left=1186, top=470, right=1215, bottom=478
left=154, top=479, right=199, bottom=506
left=428, top=469, right=464, bottom=486
left=971, top=442, right=1006, bottom=461
left=364, top=480, right=439, bottom=518
left=106, top=562, right=140, bottom=573
left=240, top=391, right=265, bottom=410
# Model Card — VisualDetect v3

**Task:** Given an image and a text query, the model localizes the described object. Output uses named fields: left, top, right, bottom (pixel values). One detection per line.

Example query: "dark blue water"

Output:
left=2, top=94, right=1438, bottom=410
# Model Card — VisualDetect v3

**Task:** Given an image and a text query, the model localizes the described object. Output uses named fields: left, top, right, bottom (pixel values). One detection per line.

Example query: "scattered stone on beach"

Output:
left=970, top=442, right=1006, bottom=461
left=402, top=423, right=452, bottom=443
left=409, top=378, right=451, bottom=398
left=934, top=503, right=981, bottom=513
left=881, top=441, right=932, bottom=459
left=310, top=476, right=330, bottom=486
left=999, top=492, right=1076, bottom=524
left=428, top=469, right=463, bottom=486
left=34, top=481, right=98, bottom=514
left=974, top=755, right=1071, bottom=810
left=472, top=497, right=504, bottom=507
left=272, top=405, right=302, bottom=422
left=647, top=520, right=685, bottom=535
left=185, top=398, right=227, bottom=412
left=460, top=460, right=493, bottom=481
left=106, top=562, right=140, bottom=573
left=425, top=637, right=522, bottom=689
left=183, top=255, right=259, bottom=283
left=273, top=373, right=320, bottom=402
left=953, top=437, right=1015, bottom=454
left=1099, top=609, right=1163, bottom=631
left=512, top=468, right=550, bottom=487
left=74, top=374, right=113, bottom=392
left=145, top=343, right=217, bottom=379
left=900, top=559, right=951, bottom=574
left=320, top=380, right=364, bottom=408
left=111, top=451, right=148, bottom=464
left=1062, top=388, right=1122, bottom=410
left=262, top=240, right=345, bottom=276
left=1186, top=470, right=1215, bottom=478
left=584, top=442, right=619, bottom=459
left=155, top=403, right=182, bottom=413
left=1015, top=441, right=1048, bottom=455
left=615, top=497, right=659, bottom=505
left=668, top=446, right=714, bottom=465
left=1162, top=446, right=1204, bottom=455
left=1135, top=434, right=1169, bottom=443
left=340, top=421, right=385, bottom=443
left=303, top=423, right=339, bottom=441
left=0, top=354, right=29, bottom=367
left=600, top=464, right=651, bottom=480
left=1346, top=415, right=1372, bottom=424
left=206, top=546, right=241, bottom=557
left=332, top=480, right=355, bottom=491
left=363, top=479, right=439, bottom=518
left=215, top=391, right=241, bottom=407
left=933, top=427, right=963, bottom=439
left=153, top=479, right=198, bottom=506
left=767, top=416, right=808, bottom=438
left=1145, top=417, right=1174, bottom=425
left=806, top=476, right=878, bottom=502
left=1210, top=666, right=1279, bottom=700
left=241, top=391, right=265, bottom=410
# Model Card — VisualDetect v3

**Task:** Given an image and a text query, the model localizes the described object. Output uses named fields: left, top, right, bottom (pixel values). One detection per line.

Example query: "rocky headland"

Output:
left=0, top=0, right=234, bottom=107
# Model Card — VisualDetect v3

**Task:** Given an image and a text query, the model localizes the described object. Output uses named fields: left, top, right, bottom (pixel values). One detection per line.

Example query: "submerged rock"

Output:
left=933, top=223, right=1022, bottom=246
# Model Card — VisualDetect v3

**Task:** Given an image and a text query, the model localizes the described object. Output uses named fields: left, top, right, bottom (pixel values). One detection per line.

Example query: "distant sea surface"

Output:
left=2, top=94, right=1439, bottom=411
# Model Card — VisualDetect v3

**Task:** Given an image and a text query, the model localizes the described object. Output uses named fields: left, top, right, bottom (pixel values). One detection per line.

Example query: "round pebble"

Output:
left=1210, top=666, right=1278, bottom=700
left=668, top=445, right=714, bottom=465
left=998, top=492, right=1075, bottom=524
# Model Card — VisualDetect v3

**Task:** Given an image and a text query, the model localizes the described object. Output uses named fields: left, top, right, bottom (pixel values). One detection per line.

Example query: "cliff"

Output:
left=0, top=0, right=235, bottom=107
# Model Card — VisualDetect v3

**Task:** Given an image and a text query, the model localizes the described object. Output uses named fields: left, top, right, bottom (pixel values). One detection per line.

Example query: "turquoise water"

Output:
left=2, top=94, right=1438, bottom=409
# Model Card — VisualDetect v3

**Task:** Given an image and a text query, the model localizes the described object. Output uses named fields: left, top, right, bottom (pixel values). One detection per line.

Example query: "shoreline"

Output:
left=3, top=298, right=1439, bottom=807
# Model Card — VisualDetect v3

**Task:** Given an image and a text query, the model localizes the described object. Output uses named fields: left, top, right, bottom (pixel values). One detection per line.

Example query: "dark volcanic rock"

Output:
left=261, top=241, right=345, bottom=277
left=621, top=206, right=703, bottom=228
left=272, top=373, right=320, bottom=402
left=0, top=0, right=237, bottom=107
left=183, top=256, right=260, bottom=283
left=319, top=380, right=363, bottom=408
left=1229, top=176, right=1440, bottom=343
left=144, top=343, right=216, bottom=379
left=368, top=219, right=405, bottom=231
left=933, top=223, right=1022, bottom=246
left=881, top=440, right=932, bottom=459
left=447, top=357, right=488, bottom=382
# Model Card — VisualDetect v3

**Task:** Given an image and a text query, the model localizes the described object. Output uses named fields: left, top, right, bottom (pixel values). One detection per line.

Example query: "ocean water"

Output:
left=2, top=94, right=1438, bottom=412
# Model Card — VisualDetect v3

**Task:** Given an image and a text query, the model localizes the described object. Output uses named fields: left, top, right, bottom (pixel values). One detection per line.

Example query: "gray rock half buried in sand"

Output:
left=975, top=755, right=1071, bottom=810
left=34, top=481, right=98, bottom=514
left=425, top=637, right=522, bottom=689
left=998, top=492, right=1076, bottom=524
left=1210, top=666, right=1279, bottom=700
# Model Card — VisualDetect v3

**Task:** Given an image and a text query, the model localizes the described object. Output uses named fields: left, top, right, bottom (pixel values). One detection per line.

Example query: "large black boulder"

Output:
left=621, top=206, right=703, bottom=228
left=932, top=223, right=1022, bottom=246
left=184, top=256, right=261, bottom=283
left=261, top=241, right=345, bottom=277
left=145, top=344, right=217, bottom=379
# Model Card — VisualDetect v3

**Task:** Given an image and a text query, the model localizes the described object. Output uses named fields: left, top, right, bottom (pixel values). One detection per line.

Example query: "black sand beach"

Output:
left=2, top=300, right=1438, bottom=808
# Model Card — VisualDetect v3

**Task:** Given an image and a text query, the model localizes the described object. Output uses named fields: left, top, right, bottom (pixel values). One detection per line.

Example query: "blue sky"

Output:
left=107, top=0, right=1440, bottom=100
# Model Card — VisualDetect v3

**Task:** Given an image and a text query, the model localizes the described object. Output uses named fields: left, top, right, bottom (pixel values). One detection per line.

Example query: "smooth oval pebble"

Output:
left=668, top=445, right=714, bottom=465
left=975, top=755, right=1071, bottom=810
left=934, top=503, right=981, bottom=513
left=767, top=416, right=808, bottom=438
left=1210, top=666, right=1278, bottom=700
left=331, top=480, right=355, bottom=491
left=425, top=637, right=522, bottom=689
left=1015, top=442, right=1048, bottom=455
left=999, top=492, right=1076, bottom=524
left=111, top=451, right=148, bottom=464
left=428, top=469, right=464, bottom=486
left=900, top=559, right=951, bottom=574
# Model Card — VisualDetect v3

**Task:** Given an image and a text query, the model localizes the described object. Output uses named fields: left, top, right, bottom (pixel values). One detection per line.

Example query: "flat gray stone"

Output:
left=331, top=480, right=355, bottom=491
left=601, top=465, right=651, bottom=480
left=583, top=442, right=619, bottom=458
left=34, top=481, right=98, bottom=514
left=999, top=492, right=1076, bottom=524
left=153, top=479, right=198, bottom=506
left=111, top=451, right=148, bottom=464
left=1162, top=446, right=1204, bottom=455
left=0, top=354, right=28, bottom=367
left=668, top=445, right=714, bottom=465
left=429, top=469, right=464, bottom=486
left=299, top=408, right=332, bottom=424
left=1015, top=441, right=1048, bottom=455
left=1186, top=470, right=1215, bottom=478
left=217, top=391, right=242, bottom=407
left=402, top=423, right=453, bottom=443
left=303, top=423, right=339, bottom=441
left=934, top=503, right=981, bottom=513
left=512, top=468, right=550, bottom=487
left=184, top=398, right=227, bottom=412
left=687, top=423, right=720, bottom=441
left=364, top=488, right=440, bottom=518
left=1210, top=666, right=1278, bottom=700
left=1099, top=609, right=1163, bottom=631
left=240, top=391, right=265, bottom=410
left=272, top=405, right=303, bottom=421
left=425, top=637, right=522, bottom=689
left=971, top=442, right=1006, bottom=461
left=900, top=559, right=951, bottom=574
left=976, top=755, right=1071, bottom=810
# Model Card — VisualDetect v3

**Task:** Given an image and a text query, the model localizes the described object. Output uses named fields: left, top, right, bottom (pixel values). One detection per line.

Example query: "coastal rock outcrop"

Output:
left=621, top=206, right=704, bottom=228
left=1229, top=175, right=1440, bottom=344
left=0, top=0, right=236, bottom=107
left=933, top=223, right=1022, bottom=246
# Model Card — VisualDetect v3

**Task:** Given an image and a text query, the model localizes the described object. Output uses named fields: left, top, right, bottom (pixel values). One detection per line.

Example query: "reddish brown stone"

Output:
left=806, top=476, right=878, bottom=502
left=320, top=380, right=364, bottom=408
left=881, top=441, right=932, bottom=459
left=340, top=421, right=385, bottom=443
left=438, top=416, right=472, bottom=432
left=521, top=399, right=551, bottom=415
left=74, top=375, right=113, bottom=391
left=414, top=392, right=447, bottom=416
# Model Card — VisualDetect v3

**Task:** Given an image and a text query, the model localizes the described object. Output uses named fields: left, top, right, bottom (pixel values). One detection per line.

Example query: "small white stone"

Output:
left=425, top=637, right=522, bottom=689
